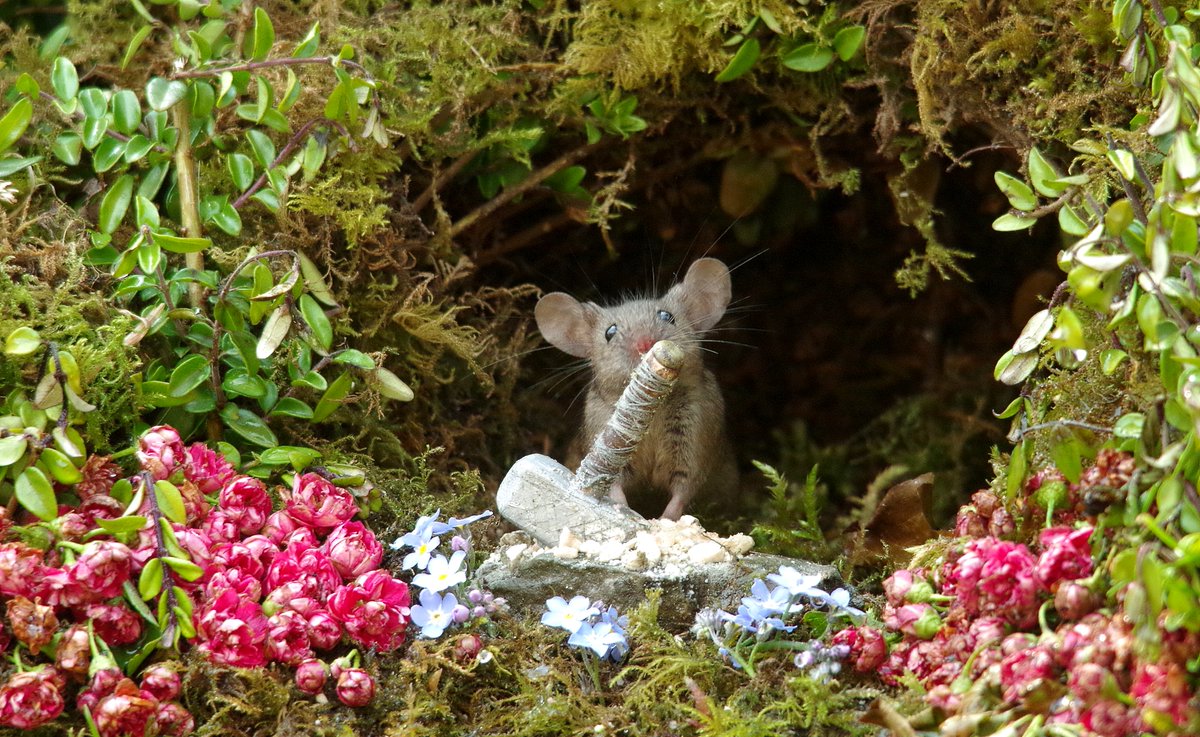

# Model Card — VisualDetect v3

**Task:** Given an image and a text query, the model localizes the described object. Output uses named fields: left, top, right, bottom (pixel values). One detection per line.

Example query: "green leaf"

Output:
left=145, top=77, right=189, bottom=112
left=154, top=480, right=187, bottom=524
left=123, top=134, right=155, bottom=164
left=210, top=200, right=242, bottom=236
left=81, top=115, right=108, bottom=150
left=220, top=405, right=279, bottom=447
left=298, top=252, right=337, bottom=306
left=270, top=397, right=314, bottom=418
left=333, top=349, right=375, bottom=369
left=135, top=195, right=161, bottom=229
left=98, top=175, right=135, bottom=234
left=51, top=57, right=78, bottom=101
left=1006, top=441, right=1028, bottom=500
left=112, top=90, right=142, bottom=135
left=994, top=396, right=1024, bottom=419
left=1058, top=204, right=1088, bottom=236
left=992, top=213, right=1037, bottom=231
left=312, top=371, right=353, bottom=421
left=293, top=21, right=320, bottom=58
left=39, top=447, right=82, bottom=484
left=223, top=373, right=267, bottom=398
left=14, top=73, right=39, bottom=98
left=251, top=6, right=275, bottom=61
left=15, top=466, right=57, bottom=521
left=0, top=155, right=41, bottom=177
left=994, top=171, right=1037, bottom=211
left=93, top=138, right=128, bottom=173
left=139, top=557, right=164, bottom=599
left=96, top=515, right=148, bottom=535
left=715, top=38, right=760, bottom=83
left=373, top=366, right=414, bottom=401
left=5, top=326, right=42, bottom=356
left=78, top=87, right=107, bottom=119
left=0, top=434, right=28, bottom=466
left=122, top=25, right=153, bottom=70
left=1107, top=149, right=1137, bottom=180
left=1113, top=412, right=1144, bottom=439
left=53, top=132, right=83, bottom=165
left=299, top=294, right=332, bottom=352
left=257, top=445, right=322, bottom=468
left=163, top=556, right=204, bottom=582
left=1101, top=348, right=1129, bottom=375
left=301, top=135, right=327, bottom=180
left=0, top=98, right=33, bottom=156
left=228, top=152, right=255, bottom=191
left=247, top=128, right=275, bottom=168
left=833, top=25, right=866, bottom=61
left=151, top=231, right=211, bottom=253
left=1027, top=148, right=1063, bottom=197
left=168, top=354, right=212, bottom=397
left=781, top=43, right=834, bottom=72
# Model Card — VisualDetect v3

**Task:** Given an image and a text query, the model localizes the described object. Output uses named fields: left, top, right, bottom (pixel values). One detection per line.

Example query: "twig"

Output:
left=231, top=118, right=348, bottom=210
left=171, top=55, right=371, bottom=80
left=1014, top=419, right=1113, bottom=441
left=449, top=142, right=600, bottom=238
left=412, top=149, right=481, bottom=213
left=171, top=101, right=205, bottom=309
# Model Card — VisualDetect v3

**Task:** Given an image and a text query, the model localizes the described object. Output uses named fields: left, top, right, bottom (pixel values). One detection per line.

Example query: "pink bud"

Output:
left=85, top=602, right=143, bottom=646
left=323, top=521, right=383, bottom=579
left=335, top=668, right=376, bottom=707
left=155, top=701, right=195, bottom=736
left=451, top=535, right=469, bottom=553
left=286, top=472, right=358, bottom=531
left=55, top=512, right=90, bottom=542
left=136, top=425, right=186, bottom=480
left=295, top=659, right=328, bottom=695
left=0, top=668, right=65, bottom=729
left=184, top=443, right=235, bottom=495
left=453, top=634, right=483, bottom=662
left=218, top=476, right=272, bottom=536
left=1054, top=581, right=1099, bottom=620
left=263, top=510, right=301, bottom=545
left=139, top=664, right=181, bottom=702
left=55, top=624, right=91, bottom=676
left=93, top=678, right=158, bottom=737
left=452, top=604, right=471, bottom=623
left=69, top=540, right=134, bottom=601
left=307, top=610, right=342, bottom=650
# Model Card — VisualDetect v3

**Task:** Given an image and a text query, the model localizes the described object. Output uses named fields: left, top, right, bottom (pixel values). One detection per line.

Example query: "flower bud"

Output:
left=453, top=634, right=483, bottom=662
left=452, top=604, right=471, bottom=623
left=139, top=664, right=182, bottom=702
left=295, top=659, right=328, bottom=695
left=6, top=595, right=58, bottom=651
left=136, top=425, right=185, bottom=480
left=1054, top=581, right=1099, bottom=621
left=451, top=535, right=469, bottom=553
left=335, top=668, right=375, bottom=707
left=155, top=701, right=195, bottom=736
left=55, top=624, right=91, bottom=676
left=0, top=668, right=65, bottom=729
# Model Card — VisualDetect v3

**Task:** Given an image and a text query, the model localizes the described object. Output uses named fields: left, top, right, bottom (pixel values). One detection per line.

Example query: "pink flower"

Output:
left=335, top=668, right=376, bottom=707
left=327, top=570, right=410, bottom=652
left=0, top=668, right=64, bottom=728
left=323, top=521, right=384, bottom=579
left=209, top=541, right=267, bottom=581
left=285, top=472, right=358, bottom=531
left=283, top=527, right=318, bottom=552
left=884, top=603, right=941, bottom=639
left=195, top=590, right=269, bottom=668
left=882, top=568, right=931, bottom=606
left=965, top=616, right=1008, bottom=650
left=185, top=443, right=235, bottom=494
left=295, top=658, right=328, bottom=695
left=453, top=634, right=484, bottom=663
left=1035, top=526, right=1093, bottom=589
left=69, top=540, right=133, bottom=600
left=137, top=425, right=186, bottom=480
left=307, top=610, right=342, bottom=650
left=1131, top=662, right=1192, bottom=728
left=200, top=510, right=240, bottom=544
left=218, top=476, right=272, bottom=535
left=140, top=664, right=182, bottom=702
left=1054, top=581, right=1098, bottom=620
left=77, top=668, right=123, bottom=714
left=155, top=701, right=195, bottom=736
left=265, top=546, right=342, bottom=598
left=85, top=602, right=143, bottom=646
left=240, top=535, right=280, bottom=568
left=999, top=642, right=1057, bottom=704
left=0, top=542, right=45, bottom=597
left=172, top=525, right=214, bottom=574
left=831, top=626, right=887, bottom=672
left=1069, top=662, right=1117, bottom=707
left=263, top=510, right=301, bottom=545
left=93, top=678, right=158, bottom=737
left=266, top=610, right=313, bottom=665
left=1082, top=699, right=1143, bottom=737
left=263, top=580, right=321, bottom=616
left=36, top=565, right=89, bottom=607
left=205, top=567, right=263, bottom=603
left=943, top=537, right=1039, bottom=626
left=54, top=512, right=90, bottom=541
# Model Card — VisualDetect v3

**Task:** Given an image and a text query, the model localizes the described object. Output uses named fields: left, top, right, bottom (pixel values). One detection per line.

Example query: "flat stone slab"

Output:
left=476, top=531, right=843, bottom=629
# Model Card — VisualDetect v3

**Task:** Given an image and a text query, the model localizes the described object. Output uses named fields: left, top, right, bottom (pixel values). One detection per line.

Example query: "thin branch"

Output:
left=171, top=55, right=371, bottom=80
left=1015, top=420, right=1113, bottom=440
left=412, top=149, right=481, bottom=213
left=231, top=117, right=348, bottom=210
left=449, top=142, right=600, bottom=238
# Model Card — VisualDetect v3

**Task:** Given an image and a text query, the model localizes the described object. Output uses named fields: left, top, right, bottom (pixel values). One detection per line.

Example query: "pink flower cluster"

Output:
left=841, top=473, right=1200, bottom=735
left=0, top=424, right=408, bottom=732
left=188, top=465, right=406, bottom=672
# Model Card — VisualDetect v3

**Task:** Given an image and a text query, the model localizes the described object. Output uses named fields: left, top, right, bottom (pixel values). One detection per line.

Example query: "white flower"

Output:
left=411, top=550, right=467, bottom=592
left=401, top=535, right=440, bottom=571
left=391, top=509, right=442, bottom=550
left=410, top=589, right=459, bottom=639
left=0, top=180, right=16, bottom=205
left=540, top=595, right=598, bottom=634
left=568, top=621, right=627, bottom=658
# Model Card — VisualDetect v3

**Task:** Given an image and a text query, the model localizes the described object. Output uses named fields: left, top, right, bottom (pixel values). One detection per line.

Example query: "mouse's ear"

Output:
left=669, top=258, right=731, bottom=331
left=535, top=293, right=598, bottom=357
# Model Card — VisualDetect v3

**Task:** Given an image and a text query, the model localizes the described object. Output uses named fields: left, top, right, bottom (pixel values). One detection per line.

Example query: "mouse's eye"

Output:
left=657, top=310, right=675, bottom=324
left=604, top=324, right=618, bottom=342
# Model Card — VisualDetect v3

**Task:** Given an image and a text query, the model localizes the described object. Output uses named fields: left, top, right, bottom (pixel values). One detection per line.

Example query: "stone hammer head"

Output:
left=495, top=454, right=648, bottom=548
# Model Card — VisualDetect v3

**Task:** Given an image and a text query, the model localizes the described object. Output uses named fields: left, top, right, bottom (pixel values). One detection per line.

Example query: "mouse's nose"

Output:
left=633, top=336, right=654, bottom=355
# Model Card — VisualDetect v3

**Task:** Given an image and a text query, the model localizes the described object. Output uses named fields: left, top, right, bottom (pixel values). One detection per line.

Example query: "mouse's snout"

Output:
left=633, top=335, right=655, bottom=356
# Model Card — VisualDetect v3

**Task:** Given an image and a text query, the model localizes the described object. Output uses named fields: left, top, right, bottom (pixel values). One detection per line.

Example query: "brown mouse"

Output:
left=535, top=258, right=737, bottom=520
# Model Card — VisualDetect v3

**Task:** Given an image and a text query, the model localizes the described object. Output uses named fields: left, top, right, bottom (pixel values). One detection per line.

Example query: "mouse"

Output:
left=534, top=257, right=738, bottom=520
